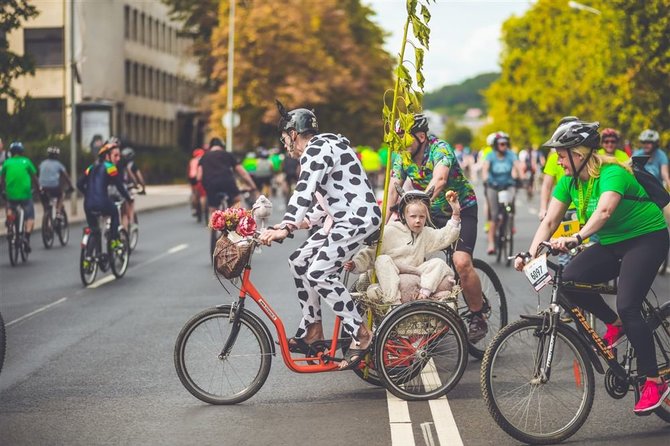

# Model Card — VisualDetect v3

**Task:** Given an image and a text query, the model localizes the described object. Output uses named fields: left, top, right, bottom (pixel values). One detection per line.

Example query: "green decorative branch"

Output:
left=375, top=0, right=434, bottom=261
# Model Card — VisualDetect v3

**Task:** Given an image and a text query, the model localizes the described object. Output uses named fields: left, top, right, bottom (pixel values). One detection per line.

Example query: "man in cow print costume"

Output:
left=259, top=102, right=381, bottom=369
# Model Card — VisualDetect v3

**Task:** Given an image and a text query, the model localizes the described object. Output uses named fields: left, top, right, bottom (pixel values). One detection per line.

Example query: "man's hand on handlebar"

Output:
left=258, top=227, right=289, bottom=246
left=513, top=252, right=532, bottom=271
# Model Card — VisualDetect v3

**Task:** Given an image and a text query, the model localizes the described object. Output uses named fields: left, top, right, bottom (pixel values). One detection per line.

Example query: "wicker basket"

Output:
left=213, top=234, right=253, bottom=279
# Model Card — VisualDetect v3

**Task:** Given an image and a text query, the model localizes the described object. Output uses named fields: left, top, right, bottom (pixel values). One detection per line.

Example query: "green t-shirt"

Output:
left=597, top=148, right=629, bottom=163
left=0, top=156, right=37, bottom=201
left=553, top=164, right=667, bottom=245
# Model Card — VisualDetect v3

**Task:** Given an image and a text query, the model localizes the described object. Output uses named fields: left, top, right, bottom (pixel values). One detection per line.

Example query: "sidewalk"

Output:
left=0, top=184, right=190, bottom=236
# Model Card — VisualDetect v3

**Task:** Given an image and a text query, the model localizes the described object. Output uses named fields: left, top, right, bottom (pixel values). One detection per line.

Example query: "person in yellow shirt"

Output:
left=597, top=128, right=629, bottom=163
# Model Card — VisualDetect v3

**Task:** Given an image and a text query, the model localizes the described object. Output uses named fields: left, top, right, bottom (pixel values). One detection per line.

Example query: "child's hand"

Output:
left=445, top=190, right=460, bottom=213
left=343, top=260, right=355, bottom=271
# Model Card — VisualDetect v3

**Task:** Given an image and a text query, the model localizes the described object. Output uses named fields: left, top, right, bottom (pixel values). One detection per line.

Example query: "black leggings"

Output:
left=562, top=229, right=669, bottom=377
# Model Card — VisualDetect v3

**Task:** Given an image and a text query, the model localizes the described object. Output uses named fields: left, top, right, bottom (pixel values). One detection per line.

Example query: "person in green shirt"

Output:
left=597, top=128, right=629, bottom=163
left=514, top=120, right=669, bottom=414
left=0, top=142, right=39, bottom=251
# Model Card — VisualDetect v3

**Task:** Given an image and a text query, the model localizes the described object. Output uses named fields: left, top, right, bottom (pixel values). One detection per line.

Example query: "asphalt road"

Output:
left=1, top=188, right=669, bottom=446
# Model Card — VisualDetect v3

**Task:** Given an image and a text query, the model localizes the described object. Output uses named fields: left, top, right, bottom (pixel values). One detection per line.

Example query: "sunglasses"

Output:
left=602, top=139, right=617, bottom=144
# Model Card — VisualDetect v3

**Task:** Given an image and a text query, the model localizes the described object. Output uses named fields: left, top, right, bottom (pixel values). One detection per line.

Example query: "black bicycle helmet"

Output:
left=276, top=100, right=318, bottom=135
left=396, top=184, right=433, bottom=224
left=9, top=141, right=24, bottom=154
left=542, top=120, right=600, bottom=150
left=46, top=146, right=61, bottom=158
left=121, top=147, right=135, bottom=161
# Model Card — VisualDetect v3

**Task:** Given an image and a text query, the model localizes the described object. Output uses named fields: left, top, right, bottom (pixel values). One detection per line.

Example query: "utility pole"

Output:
left=225, top=0, right=235, bottom=152
left=69, top=0, right=78, bottom=215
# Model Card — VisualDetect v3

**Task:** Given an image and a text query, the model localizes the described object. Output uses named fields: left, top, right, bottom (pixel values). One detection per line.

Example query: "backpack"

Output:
left=623, top=155, right=670, bottom=209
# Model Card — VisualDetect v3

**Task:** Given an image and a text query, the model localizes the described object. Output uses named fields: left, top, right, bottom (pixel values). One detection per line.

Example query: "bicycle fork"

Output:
left=530, top=304, right=561, bottom=385
left=219, top=299, right=245, bottom=360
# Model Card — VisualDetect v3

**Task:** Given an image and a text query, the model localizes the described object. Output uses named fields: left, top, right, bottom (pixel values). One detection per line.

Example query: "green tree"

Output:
left=484, top=0, right=670, bottom=146
left=209, top=0, right=393, bottom=149
left=443, top=120, right=472, bottom=147
left=0, top=0, right=38, bottom=100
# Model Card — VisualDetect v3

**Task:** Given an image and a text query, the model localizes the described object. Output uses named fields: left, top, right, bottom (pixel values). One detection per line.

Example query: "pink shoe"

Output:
left=602, top=323, right=624, bottom=347
left=634, top=380, right=670, bottom=413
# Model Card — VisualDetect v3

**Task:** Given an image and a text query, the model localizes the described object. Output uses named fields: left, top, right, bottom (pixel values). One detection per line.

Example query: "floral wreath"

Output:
left=209, top=207, right=257, bottom=237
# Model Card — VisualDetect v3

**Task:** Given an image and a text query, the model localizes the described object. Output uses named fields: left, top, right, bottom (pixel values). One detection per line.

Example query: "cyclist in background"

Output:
left=386, top=113, right=488, bottom=343
left=0, top=142, right=39, bottom=252
left=77, top=141, right=132, bottom=249
left=197, top=137, right=257, bottom=215
left=118, top=147, right=145, bottom=231
left=598, top=128, right=629, bottom=162
left=38, top=146, right=74, bottom=220
left=634, top=129, right=670, bottom=224
left=253, top=147, right=274, bottom=197
left=515, top=119, right=669, bottom=414
left=187, top=148, right=206, bottom=219
left=482, top=131, right=521, bottom=255
left=281, top=151, right=300, bottom=205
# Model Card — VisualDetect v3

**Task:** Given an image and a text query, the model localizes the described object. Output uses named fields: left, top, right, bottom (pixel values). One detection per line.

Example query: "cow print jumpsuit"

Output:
left=280, top=133, right=381, bottom=341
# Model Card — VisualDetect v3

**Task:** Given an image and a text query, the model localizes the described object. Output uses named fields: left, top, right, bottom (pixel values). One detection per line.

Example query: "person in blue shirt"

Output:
left=633, top=129, right=670, bottom=225
left=77, top=140, right=132, bottom=247
left=39, top=146, right=74, bottom=219
left=482, top=131, right=522, bottom=255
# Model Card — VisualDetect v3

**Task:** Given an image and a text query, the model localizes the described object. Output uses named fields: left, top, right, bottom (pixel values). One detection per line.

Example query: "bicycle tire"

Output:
left=80, top=233, right=99, bottom=286
left=19, top=232, right=28, bottom=263
left=496, top=211, right=506, bottom=264
left=0, top=311, right=5, bottom=374
left=174, top=306, right=272, bottom=405
left=42, top=212, right=54, bottom=249
left=57, top=211, right=69, bottom=246
left=481, top=318, right=595, bottom=444
left=460, top=258, right=508, bottom=359
left=109, top=229, right=129, bottom=279
left=8, top=231, right=18, bottom=267
left=375, top=302, right=468, bottom=401
left=129, top=213, right=139, bottom=252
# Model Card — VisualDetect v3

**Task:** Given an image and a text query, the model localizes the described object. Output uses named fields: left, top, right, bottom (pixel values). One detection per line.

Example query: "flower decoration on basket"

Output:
left=209, top=207, right=257, bottom=237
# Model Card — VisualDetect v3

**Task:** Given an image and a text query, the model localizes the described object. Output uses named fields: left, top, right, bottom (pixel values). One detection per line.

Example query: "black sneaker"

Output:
left=467, top=314, right=489, bottom=344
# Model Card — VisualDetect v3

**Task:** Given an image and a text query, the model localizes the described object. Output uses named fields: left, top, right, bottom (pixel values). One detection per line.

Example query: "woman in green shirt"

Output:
left=514, top=120, right=669, bottom=414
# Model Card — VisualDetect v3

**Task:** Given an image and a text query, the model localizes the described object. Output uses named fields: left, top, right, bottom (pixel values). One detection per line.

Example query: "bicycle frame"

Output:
left=221, top=247, right=346, bottom=373
left=531, top=255, right=651, bottom=386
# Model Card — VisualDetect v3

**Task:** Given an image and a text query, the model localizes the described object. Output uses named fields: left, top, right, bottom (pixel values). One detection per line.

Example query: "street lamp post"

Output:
left=69, top=0, right=77, bottom=216
left=225, top=0, right=235, bottom=152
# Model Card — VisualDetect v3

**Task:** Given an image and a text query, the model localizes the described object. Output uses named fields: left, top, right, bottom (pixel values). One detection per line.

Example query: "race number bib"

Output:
left=523, top=254, right=552, bottom=291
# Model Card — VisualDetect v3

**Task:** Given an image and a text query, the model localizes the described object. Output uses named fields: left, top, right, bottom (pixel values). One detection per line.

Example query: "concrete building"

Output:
left=5, top=0, right=204, bottom=151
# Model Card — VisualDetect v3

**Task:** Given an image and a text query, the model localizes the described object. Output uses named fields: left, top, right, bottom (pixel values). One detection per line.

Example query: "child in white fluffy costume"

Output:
left=345, top=187, right=461, bottom=304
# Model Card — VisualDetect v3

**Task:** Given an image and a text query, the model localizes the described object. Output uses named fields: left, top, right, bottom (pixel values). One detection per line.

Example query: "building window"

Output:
left=29, top=97, right=64, bottom=134
left=125, top=60, right=131, bottom=94
left=131, top=9, right=138, bottom=41
left=24, top=28, right=64, bottom=67
left=124, top=6, right=130, bottom=40
left=139, top=12, right=145, bottom=45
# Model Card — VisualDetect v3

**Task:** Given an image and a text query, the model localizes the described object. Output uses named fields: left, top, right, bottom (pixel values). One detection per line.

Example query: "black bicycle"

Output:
left=6, top=202, right=30, bottom=266
left=79, top=201, right=130, bottom=286
left=41, top=190, right=70, bottom=248
left=481, top=242, right=670, bottom=444
left=493, top=187, right=515, bottom=266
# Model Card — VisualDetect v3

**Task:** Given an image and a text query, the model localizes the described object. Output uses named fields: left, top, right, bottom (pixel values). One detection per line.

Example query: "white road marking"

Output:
left=420, top=359, right=465, bottom=446
left=421, top=422, right=437, bottom=446
left=387, top=391, right=415, bottom=445
left=134, top=243, right=189, bottom=270
left=429, top=398, right=464, bottom=446
left=87, top=275, right=116, bottom=289
left=7, top=297, right=68, bottom=327
left=167, top=243, right=188, bottom=254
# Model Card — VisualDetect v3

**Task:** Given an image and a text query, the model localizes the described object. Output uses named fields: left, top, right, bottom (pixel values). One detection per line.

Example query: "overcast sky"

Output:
left=365, top=0, right=531, bottom=92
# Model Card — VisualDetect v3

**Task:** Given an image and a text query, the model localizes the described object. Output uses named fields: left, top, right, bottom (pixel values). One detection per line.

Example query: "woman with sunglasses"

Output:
left=482, top=131, right=522, bottom=255
left=597, top=128, right=629, bottom=163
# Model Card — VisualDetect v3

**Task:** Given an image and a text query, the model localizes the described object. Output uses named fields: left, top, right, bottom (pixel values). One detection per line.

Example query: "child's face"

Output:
left=404, top=202, right=428, bottom=234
